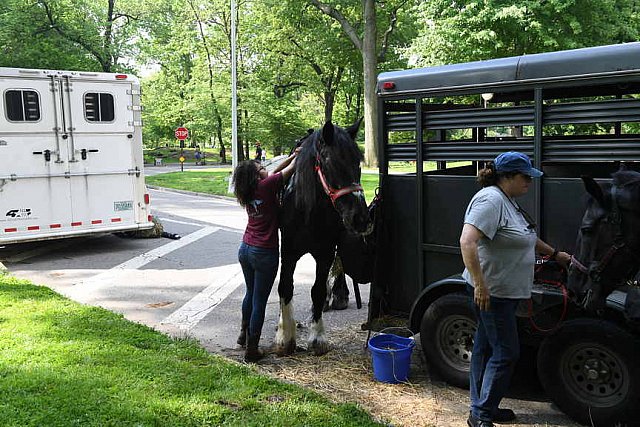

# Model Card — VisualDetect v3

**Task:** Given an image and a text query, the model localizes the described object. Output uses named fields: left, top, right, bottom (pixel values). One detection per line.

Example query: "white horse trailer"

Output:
left=0, top=67, right=153, bottom=244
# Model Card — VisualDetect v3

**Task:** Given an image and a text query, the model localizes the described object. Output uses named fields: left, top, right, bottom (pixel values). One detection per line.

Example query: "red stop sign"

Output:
left=175, top=127, right=189, bottom=140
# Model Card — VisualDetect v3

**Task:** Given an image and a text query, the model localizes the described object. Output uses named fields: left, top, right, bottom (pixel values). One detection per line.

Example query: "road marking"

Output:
left=157, top=217, right=205, bottom=227
left=161, top=263, right=244, bottom=331
left=72, top=227, right=220, bottom=288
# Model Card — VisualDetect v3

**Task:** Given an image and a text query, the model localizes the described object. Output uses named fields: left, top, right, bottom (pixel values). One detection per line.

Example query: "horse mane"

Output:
left=294, top=131, right=322, bottom=213
left=293, top=124, right=363, bottom=215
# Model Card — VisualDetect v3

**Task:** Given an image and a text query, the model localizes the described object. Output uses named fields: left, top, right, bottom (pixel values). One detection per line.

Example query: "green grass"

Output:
left=0, top=275, right=382, bottom=427
left=146, top=169, right=234, bottom=196
left=146, top=170, right=381, bottom=204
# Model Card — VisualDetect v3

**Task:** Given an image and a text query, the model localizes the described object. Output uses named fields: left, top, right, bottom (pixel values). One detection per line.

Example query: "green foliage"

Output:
left=407, top=0, right=640, bottom=66
left=0, top=276, right=382, bottom=426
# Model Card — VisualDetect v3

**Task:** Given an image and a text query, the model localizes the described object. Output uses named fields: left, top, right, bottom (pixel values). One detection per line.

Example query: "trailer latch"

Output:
left=32, top=150, right=52, bottom=162
left=80, top=149, right=99, bottom=160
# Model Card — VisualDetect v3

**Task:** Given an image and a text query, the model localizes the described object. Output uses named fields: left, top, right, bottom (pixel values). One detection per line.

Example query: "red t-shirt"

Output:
left=243, top=172, right=283, bottom=249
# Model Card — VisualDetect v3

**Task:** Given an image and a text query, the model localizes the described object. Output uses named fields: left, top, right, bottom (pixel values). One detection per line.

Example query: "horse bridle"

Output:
left=314, top=153, right=363, bottom=207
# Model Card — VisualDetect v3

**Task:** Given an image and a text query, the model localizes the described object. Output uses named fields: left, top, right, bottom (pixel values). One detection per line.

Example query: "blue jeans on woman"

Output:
left=467, top=284, right=521, bottom=422
left=238, top=242, right=279, bottom=338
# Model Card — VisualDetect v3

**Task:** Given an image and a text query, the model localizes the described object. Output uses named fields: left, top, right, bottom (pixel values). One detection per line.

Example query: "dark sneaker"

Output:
left=467, top=415, right=494, bottom=427
left=493, top=408, right=516, bottom=423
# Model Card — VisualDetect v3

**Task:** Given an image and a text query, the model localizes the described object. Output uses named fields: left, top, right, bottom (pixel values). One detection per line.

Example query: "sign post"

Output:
left=175, top=127, right=189, bottom=172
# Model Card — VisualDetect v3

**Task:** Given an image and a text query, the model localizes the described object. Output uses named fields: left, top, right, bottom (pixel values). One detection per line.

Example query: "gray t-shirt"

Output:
left=462, top=186, right=537, bottom=299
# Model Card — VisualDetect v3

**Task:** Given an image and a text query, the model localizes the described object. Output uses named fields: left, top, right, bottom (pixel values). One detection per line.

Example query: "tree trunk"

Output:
left=324, top=90, right=335, bottom=122
left=362, top=0, right=378, bottom=167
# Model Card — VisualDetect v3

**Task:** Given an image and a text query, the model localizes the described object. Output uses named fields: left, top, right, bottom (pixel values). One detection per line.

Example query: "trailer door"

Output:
left=62, top=76, right=139, bottom=228
left=0, top=74, right=74, bottom=242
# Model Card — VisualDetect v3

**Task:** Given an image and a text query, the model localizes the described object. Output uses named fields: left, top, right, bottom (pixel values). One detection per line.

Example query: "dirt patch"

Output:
left=225, top=324, right=581, bottom=427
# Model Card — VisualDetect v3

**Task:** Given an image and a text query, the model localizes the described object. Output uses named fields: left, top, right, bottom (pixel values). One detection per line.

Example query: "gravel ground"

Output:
left=222, top=320, right=582, bottom=427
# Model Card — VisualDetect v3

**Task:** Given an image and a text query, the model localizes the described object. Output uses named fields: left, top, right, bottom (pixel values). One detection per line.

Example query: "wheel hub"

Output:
left=438, top=315, right=475, bottom=370
left=563, top=344, right=628, bottom=406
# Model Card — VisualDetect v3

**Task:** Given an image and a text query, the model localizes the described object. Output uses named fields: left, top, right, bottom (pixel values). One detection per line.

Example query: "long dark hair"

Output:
left=477, top=163, right=518, bottom=187
left=233, top=160, right=260, bottom=207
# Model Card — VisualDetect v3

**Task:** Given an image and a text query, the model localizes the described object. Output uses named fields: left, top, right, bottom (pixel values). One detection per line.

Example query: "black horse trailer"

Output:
left=370, top=42, right=640, bottom=426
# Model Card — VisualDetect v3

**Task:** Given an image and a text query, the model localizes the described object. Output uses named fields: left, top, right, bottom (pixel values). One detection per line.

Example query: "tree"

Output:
left=407, top=0, right=640, bottom=66
left=308, top=0, right=412, bottom=167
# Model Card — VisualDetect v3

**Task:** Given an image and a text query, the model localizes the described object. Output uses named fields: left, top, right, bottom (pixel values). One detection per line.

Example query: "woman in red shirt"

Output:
left=233, top=151, right=297, bottom=362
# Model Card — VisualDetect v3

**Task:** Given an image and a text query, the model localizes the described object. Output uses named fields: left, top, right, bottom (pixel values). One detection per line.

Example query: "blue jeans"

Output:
left=238, top=242, right=279, bottom=338
left=467, top=285, right=521, bottom=421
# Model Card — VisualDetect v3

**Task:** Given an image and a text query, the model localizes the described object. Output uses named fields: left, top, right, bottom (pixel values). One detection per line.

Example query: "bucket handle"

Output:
left=376, top=326, right=416, bottom=343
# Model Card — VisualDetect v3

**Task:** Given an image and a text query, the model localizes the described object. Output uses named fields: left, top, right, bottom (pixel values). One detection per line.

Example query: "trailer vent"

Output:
left=5, top=90, right=40, bottom=122
left=84, top=93, right=115, bottom=122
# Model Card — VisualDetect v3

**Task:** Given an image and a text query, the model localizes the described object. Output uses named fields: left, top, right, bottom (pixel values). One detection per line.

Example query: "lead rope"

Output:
left=528, top=256, right=568, bottom=333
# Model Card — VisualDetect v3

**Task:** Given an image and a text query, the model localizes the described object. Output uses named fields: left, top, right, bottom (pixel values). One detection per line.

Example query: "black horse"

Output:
left=568, top=170, right=640, bottom=311
left=275, top=120, right=370, bottom=356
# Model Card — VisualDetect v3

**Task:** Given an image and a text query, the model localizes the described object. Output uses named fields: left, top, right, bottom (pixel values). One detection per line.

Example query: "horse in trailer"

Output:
left=275, top=120, right=371, bottom=356
left=537, top=169, right=640, bottom=426
left=567, top=170, right=640, bottom=311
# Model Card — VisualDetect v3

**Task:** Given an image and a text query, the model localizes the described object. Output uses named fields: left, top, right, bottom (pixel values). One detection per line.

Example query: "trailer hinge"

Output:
left=127, top=105, right=144, bottom=111
left=10, top=174, right=17, bottom=181
left=127, top=89, right=141, bottom=95
left=64, top=172, right=70, bottom=179
left=128, top=121, right=143, bottom=127
left=127, top=168, right=141, bottom=177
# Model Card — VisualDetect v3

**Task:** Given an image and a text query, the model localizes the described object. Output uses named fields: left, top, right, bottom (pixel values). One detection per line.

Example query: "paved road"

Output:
left=0, top=187, right=369, bottom=357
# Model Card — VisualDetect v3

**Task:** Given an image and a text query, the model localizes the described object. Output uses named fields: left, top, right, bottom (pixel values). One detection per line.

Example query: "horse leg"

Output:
left=330, top=255, right=349, bottom=310
left=309, top=257, right=333, bottom=355
left=275, top=255, right=299, bottom=356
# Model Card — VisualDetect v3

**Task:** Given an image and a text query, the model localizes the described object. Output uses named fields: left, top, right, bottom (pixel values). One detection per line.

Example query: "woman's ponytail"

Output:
left=477, top=162, right=498, bottom=187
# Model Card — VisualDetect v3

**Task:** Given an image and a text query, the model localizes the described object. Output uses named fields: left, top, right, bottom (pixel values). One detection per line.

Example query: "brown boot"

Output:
left=236, top=321, right=248, bottom=347
left=244, top=334, right=264, bottom=363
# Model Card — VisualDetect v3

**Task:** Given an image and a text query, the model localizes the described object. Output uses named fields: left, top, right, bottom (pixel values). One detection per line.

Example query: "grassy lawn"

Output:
left=146, top=170, right=381, bottom=204
left=146, top=169, right=234, bottom=196
left=0, top=275, right=381, bottom=426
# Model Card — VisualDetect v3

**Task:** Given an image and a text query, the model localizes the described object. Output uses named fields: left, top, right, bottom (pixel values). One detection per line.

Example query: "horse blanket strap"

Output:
left=314, top=162, right=363, bottom=205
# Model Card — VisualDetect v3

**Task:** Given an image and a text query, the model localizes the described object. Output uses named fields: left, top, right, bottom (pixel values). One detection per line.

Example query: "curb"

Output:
left=0, top=261, right=7, bottom=274
left=146, top=185, right=236, bottom=202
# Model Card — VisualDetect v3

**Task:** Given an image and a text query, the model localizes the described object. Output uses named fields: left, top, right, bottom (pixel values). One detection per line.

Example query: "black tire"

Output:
left=420, top=293, right=476, bottom=388
left=537, top=318, right=640, bottom=426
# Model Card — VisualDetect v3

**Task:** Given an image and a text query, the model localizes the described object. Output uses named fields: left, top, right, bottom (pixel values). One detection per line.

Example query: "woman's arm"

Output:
left=271, top=148, right=299, bottom=181
left=460, top=223, right=490, bottom=311
left=535, top=238, right=571, bottom=267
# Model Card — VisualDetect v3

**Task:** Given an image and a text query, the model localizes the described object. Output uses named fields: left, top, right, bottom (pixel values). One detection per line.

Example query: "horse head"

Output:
left=294, top=119, right=370, bottom=234
left=568, top=170, right=640, bottom=312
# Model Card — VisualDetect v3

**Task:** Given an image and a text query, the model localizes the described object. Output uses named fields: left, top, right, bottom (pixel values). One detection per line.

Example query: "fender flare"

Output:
left=408, top=275, right=468, bottom=333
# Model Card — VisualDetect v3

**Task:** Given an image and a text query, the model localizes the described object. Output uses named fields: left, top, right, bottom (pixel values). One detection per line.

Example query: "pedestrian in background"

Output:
left=459, top=152, right=570, bottom=427
left=232, top=150, right=297, bottom=362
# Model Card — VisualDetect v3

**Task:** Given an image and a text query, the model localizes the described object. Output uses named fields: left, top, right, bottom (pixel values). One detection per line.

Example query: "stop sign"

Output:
left=175, top=127, right=189, bottom=140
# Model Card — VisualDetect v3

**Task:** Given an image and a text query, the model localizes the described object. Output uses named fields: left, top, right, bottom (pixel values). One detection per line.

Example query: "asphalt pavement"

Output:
left=0, top=185, right=370, bottom=360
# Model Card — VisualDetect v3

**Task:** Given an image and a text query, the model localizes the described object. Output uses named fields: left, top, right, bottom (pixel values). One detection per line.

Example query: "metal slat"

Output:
left=423, top=106, right=535, bottom=129
left=423, top=142, right=533, bottom=161
left=543, top=137, right=640, bottom=161
left=544, top=98, right=640, bottom=124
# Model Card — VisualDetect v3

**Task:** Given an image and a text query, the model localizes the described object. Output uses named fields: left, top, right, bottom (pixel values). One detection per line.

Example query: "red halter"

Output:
left=314, top=155, right=363, bottom=206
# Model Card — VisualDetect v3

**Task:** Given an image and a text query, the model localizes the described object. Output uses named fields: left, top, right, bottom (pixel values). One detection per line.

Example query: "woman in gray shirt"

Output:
left=459, top=152, right=570, bottom=427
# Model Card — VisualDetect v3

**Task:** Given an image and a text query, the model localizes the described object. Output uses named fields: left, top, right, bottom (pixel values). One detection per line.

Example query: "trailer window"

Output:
left=4, top=90, right=40, bottom=122
left=84, top=93, right=115, bottom=122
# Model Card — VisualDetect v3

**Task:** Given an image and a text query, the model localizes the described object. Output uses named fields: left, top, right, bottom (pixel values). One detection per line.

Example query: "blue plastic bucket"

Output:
left=368, top=333, right=415, bottom=383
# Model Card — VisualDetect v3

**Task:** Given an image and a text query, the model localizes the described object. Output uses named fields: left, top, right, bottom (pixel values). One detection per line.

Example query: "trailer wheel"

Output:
left=537, top=319, right=640, bottom=426
left=420, top=293, right=475, bottom=388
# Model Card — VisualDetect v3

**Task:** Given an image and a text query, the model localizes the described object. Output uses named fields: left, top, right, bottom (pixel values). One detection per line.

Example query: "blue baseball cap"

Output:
left=494, top=151, right=543, bottom=178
